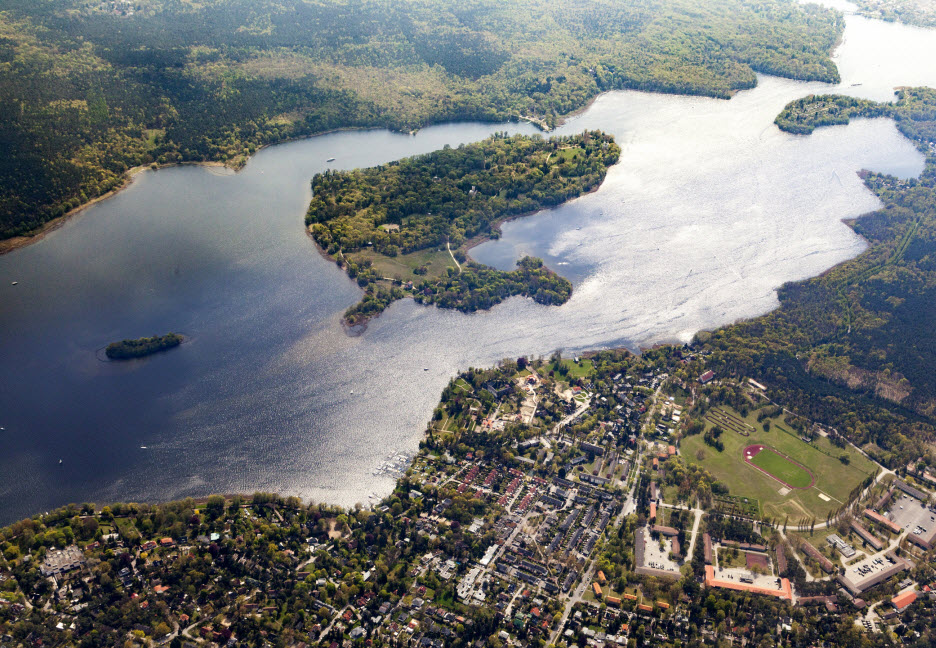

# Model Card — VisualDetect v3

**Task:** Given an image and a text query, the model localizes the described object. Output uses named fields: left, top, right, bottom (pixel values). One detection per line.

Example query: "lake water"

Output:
left=0, top=13, right=934, bottom=524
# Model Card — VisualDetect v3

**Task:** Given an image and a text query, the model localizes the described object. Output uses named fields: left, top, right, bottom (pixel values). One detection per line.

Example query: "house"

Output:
left=892, top=591, right=917, bottom=613
left=698, top=371, right=714, bottom=385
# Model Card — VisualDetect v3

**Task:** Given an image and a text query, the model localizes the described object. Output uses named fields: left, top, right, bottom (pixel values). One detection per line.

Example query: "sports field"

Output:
left=681, top=405, right=876, bottom=521
left=745, top=445, right=814, bottom=489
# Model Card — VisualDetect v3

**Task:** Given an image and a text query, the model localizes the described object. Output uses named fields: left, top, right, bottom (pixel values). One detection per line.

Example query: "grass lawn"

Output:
left=348, top=247, right=456, bottom=282
left=681, top=405, right=876, bottom=521
left=548, top=358, right=595, bottom=380
left=717, top=548, right=747, bottom=569
left=113, top=517, right=140, bottom=541
left=750, top=448, right=813, bottom=488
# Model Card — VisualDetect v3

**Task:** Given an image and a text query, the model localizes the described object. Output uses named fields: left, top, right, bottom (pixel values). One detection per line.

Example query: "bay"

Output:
left=0, top=13, right=933, bottom=524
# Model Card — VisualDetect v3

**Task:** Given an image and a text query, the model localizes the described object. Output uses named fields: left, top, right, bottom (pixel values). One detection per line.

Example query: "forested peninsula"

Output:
left=0, top=0, right=843, bottom=243
left=307, top=131, right=619, bottom=325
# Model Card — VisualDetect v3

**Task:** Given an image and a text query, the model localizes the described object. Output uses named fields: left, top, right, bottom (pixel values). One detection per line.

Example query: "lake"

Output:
left=0, top=12, right=934, bottom=524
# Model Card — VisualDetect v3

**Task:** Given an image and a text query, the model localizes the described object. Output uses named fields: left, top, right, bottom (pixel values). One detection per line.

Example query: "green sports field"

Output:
left=748, top=447, right=813, bottom=488
left=681, top=405, right=877, bottom=521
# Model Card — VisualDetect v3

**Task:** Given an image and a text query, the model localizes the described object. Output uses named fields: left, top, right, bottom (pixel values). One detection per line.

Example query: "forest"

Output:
left=0, top=0, right=844, bottom=240
left=308, top=131, right=617, bottom=324
left=705, top=87, right=936, bottom=467
left=855, top=0, right=936, bottom=28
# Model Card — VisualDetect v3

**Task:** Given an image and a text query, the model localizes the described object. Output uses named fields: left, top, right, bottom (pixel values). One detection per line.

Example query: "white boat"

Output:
left=58, top=459, right=63, bottom=465
left=140, top=446, right=147, bottom=449
left=11, top=281, right=17, bottom=285
left=326, top=157, right=336, bottom=162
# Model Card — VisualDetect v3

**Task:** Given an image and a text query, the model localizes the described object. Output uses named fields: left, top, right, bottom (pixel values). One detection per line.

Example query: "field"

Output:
left=547, top=357, right=595, bottom=380
left=746, top=445, right=814, bottom=489
left=348, top=247, right=457, bottom=282
left=681, top=406, right=877, bottom=521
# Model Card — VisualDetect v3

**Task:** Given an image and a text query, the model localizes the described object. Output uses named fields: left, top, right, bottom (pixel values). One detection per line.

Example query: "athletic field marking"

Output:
left=742, top=444, right=815, bottom=490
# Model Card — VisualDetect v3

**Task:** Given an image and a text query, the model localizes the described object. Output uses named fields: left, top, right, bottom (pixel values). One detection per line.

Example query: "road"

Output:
left=548, top=381, right=670, bottom=644
left=446, top=241, right=462, bottom=273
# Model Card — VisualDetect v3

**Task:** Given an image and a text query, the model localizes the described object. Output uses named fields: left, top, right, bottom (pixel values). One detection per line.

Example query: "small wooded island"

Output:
left=774, top=86, right=936, bottom=136
left=105, top=333, right=183, bottom=360
left=306, top=131, right=620, bottom=325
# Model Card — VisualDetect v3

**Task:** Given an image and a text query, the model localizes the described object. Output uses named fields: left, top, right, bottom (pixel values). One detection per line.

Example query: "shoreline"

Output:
left=0, top=125, right=392, bottom=257
left=0, top=45, right=843, bottom=259
left=462, top=179, right=606, bottom=262
left=313, top=179, right=607, bottom=333
left=0, top=161, right=227, bottom=256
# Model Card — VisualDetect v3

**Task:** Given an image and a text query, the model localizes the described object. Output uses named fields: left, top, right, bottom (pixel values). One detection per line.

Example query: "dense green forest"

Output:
left=705, top=87, right=936, bottom=467
left=0, top=0, right=843, bottom=240
left=307, top=131, right=620, bottom=255
left=105, top=332, right=182, bottom=359
left=308, top=131, right=617, bottom=324
left=856, top=0, right=936, bottom=28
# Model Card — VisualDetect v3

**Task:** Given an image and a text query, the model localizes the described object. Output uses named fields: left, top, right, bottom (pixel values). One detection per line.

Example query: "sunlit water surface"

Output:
left=0, top=13, right=933, bottom=523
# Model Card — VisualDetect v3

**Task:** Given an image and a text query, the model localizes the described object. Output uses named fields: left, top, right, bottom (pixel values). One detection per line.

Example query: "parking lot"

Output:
left=642, top=535, right=681, bottom=575
left=713, top=566, right=784, bottom=592
left=887, top=493, right=936, bottom=534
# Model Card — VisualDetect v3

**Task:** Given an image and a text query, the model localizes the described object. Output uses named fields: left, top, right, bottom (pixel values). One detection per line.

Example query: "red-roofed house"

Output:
left=892, top=591, right=917, bottom=613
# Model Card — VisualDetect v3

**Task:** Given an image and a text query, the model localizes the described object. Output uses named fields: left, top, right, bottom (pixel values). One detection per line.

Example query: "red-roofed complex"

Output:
left=704, top=566, right=793, bottom=601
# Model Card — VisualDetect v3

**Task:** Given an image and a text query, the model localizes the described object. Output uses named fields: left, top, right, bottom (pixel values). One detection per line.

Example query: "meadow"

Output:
left=681, top=405, right=877, bottom=522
